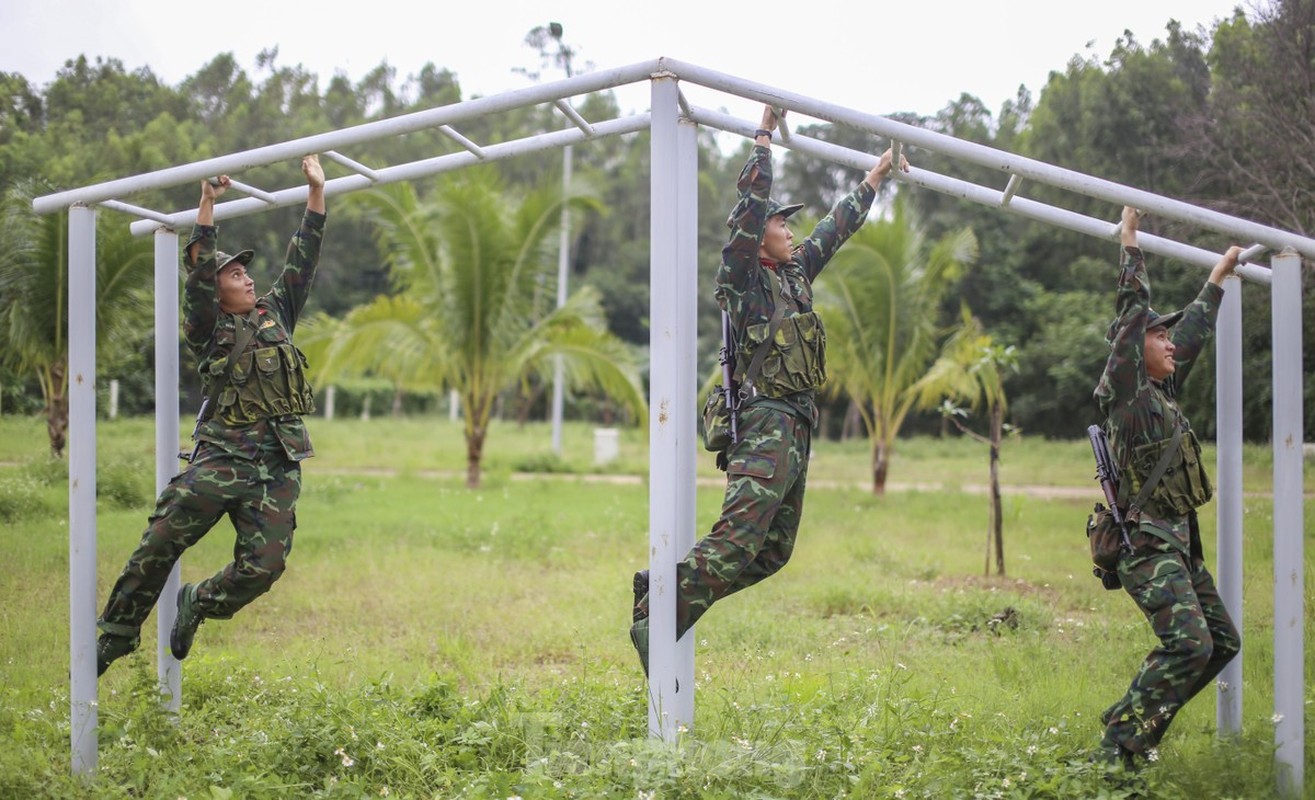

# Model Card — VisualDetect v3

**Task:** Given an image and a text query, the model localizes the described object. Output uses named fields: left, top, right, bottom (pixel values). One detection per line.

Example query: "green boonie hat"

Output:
left=766, top=198, right=804, bottom=220
left=1105, top=307, right=1183, bottom=343
left=215, top=250, right=254, bottom=274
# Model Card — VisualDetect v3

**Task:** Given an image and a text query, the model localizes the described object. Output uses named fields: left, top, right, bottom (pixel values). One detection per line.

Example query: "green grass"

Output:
left=0, top=414, right=1311, bottom=798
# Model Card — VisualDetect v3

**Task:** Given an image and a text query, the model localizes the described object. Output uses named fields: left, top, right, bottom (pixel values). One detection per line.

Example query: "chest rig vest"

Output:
left=735, top=266, right=828, bottom=398
left=1118, top=413, right=1213, bottom=520
left=205, top=311, right=315, bottom=425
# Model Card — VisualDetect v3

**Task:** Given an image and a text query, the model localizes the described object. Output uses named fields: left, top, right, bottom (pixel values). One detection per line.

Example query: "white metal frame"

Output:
left=34, top=57, right=1304, bottom=795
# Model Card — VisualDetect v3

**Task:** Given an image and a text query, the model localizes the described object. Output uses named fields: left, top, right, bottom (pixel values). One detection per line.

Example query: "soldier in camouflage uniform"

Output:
left=629, top=105, right=908, bottom=672
left=95, top=155, right=327, bottom=675
left=1093, top=206, right=1243, bottom=767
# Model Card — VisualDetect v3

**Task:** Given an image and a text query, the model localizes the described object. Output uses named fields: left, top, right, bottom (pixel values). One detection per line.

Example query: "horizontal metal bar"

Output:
left=225, top=178, right=277, bottom=204
left=665, top=57, right=1315, bottom=262
left=36, top=59, right=661, bottom=214
left=130, top=113, right=651, bottom=236
left=438, top=125, right=486, bottom=159
left=1001, top=174, right=1024, bottom=206
left=676, top=89, right=692, bottom=118
left=554, top=100, right=595, bottom=136
left=690, top=105, right=1271, bottom=285
left=1240, top=243, right=1269, bottom=262
left=97, top=200, right=174, bottom=225
left=322, top=150, right=380, bottom=182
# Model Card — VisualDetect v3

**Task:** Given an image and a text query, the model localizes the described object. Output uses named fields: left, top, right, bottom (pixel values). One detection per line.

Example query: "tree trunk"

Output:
left=465, top=425, right=485, bottom=489
left=871, top=438, right=889, bottom=495
left=842, top=400, right=862, bottom=441
left=44, top=361, right=69, bottom=458
left=391, top=385, right=404, bottom=417
left=989, top=402, right=1005, bottom=576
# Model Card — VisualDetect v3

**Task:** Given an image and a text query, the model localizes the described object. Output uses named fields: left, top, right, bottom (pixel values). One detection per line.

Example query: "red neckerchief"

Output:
left=759, top=258, right=778, bottom=271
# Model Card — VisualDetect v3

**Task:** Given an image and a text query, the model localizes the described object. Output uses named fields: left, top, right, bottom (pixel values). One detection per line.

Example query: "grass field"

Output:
left=0, top=414, right=1311, bottom=798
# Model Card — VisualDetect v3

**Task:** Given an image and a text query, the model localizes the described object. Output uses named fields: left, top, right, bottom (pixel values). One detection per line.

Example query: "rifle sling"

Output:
left=200, top=309, right=261, bottom=425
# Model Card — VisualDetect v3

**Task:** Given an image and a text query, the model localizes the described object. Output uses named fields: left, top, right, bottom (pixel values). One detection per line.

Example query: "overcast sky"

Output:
left=2, top=0, right=1246, bottom=124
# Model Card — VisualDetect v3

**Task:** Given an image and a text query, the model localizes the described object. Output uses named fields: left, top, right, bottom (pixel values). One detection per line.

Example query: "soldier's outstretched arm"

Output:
left=303, top=154, right=325, bottom=214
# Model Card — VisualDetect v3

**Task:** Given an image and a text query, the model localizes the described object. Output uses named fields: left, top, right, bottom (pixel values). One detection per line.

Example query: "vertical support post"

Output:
left=1270, top=249, right=1304, bottom=797
left=68, top=204, right=98, bottom=775
left=1215, top=275, right=1243, bottom=735
left=551, top=144, right=573, bottom=455
left=671, top=111, right=699, bottom=725
left=154, top=228, right=182, bottom=711
left=648, top=73, right=694, bottom=740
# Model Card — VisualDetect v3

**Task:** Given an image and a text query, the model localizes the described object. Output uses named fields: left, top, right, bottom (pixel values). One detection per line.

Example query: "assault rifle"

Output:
left=1086, top=424, right=1134, bottom=553
left=182, top=396, right=211, bottom=464
left=719, top=310, right=740, bottom=446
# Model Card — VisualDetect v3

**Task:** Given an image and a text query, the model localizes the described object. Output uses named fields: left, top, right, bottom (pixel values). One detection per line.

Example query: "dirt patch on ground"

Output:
left=925, top=572, right=1063, bottom=604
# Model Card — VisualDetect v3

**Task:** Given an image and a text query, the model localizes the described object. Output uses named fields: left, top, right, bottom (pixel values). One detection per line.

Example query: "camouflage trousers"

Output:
left=97, top=444, right=301, bottom=641
left=1100, top=527, right=1240, bottom=754
left=637, top=403, right=810, bottom=640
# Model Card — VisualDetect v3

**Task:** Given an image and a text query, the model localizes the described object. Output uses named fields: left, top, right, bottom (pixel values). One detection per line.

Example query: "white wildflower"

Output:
left=1146, top=748, right=1160, bottom=763
left=1272, top=713, right=1285, bottom=725
left=334, top=747, right=355, bottom=768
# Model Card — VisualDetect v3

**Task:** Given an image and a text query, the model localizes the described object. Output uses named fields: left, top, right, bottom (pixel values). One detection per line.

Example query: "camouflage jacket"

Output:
left=1094, top=246, right=1223, bottom=548
left=183, top=209, right=326, bottom=461
left=716, top=144, right=876, bottom=425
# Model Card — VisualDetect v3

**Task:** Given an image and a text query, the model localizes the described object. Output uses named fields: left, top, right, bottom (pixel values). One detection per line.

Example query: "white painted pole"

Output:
left=672, top=111, right=699, bottom=726
left=68, top=204, right=98, bottom=775
left=154, top=228, right=182, bottom=711
left=1269, top=249, right=1304, bottom=797
left=108, top=380, right=119, bottom=420
left=551, top=143, right=572, bottom=455
left=324, top=385, right=336, bottom=420
left=1215, top=275, right=1243, bottom=736
left=449, top=389, right=459, bottom=422
left=647, top=73, right=685, bottom=740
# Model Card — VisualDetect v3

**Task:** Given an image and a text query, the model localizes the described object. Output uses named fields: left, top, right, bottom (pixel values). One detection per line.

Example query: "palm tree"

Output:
left=815, top=196, right=977, bottom=494
left=299, top=171, right=646, bottom=488
left=912, top=310, right=1019, bottom=575
left=0, top=181, right=152, bottom=456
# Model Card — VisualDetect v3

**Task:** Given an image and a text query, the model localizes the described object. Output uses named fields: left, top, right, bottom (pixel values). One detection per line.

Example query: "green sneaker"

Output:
left=629, top=618, right=649, bottom=677
left=96, top=632, right=138, bottom=676
left=170, top=583, right=204, bottom=661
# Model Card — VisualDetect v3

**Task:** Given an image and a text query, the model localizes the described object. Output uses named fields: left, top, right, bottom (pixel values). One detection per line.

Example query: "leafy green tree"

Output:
left=298, top=173, right=646, bottom=487
left=912, top=311, right=1019, bottom=574
left=815, top=196, right=977, bottom=493
left=0, top=182, right=152, bottom=455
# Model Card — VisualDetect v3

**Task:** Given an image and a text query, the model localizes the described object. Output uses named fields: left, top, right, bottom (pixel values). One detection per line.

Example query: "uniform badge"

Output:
left=260, top=319, right=276, bottom=329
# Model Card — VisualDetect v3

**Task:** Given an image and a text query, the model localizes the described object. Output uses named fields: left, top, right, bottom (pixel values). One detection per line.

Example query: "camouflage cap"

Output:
left=215, top=249, right=254, bottom=274
left=1106, top=307, right=1183, bottom=343
left=766, top=198, right=804, bottom=220
left=725, top=197, right=805, bottom=229
left=1146, top=308, right=1183, bottom=330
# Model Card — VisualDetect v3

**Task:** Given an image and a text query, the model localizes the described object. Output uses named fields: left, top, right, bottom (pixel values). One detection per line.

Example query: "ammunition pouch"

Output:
left=209, top=329, right=315, bottom=425
left=1125, top=428, right=1212, bottom=518
left=739, top=310, right=827, bottom=397
left=701, top=390, right=734, bottom=453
